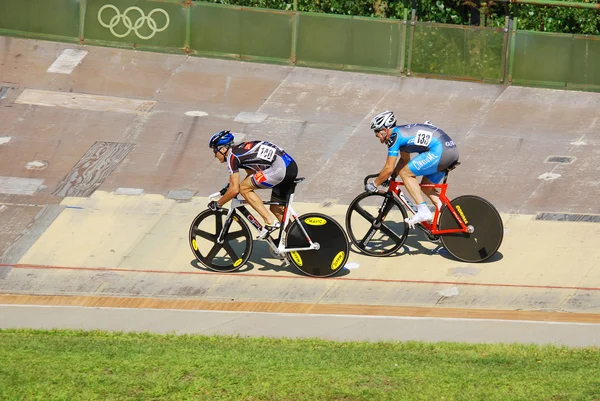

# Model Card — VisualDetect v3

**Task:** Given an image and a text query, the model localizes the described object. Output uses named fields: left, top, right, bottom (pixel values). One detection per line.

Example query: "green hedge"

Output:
left=198, top=0, right=600, bottom=35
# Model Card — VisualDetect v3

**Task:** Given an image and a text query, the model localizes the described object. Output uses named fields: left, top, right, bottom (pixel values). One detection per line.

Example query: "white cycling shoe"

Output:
left=404, top=208, right=432, bottom=229
left=256, top=221, right=281, bottom=240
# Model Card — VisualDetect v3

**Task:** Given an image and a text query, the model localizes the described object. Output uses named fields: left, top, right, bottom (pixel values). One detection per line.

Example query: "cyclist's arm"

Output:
left=374, top=155, right=397, bottom=186
left=386, top=129, right=412, bottom=178
left=218, top=172, right=241, bottom=206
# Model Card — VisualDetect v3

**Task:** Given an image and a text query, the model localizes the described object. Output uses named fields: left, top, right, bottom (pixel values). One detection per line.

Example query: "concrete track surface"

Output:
left=1, top=37, right=599, bottom=345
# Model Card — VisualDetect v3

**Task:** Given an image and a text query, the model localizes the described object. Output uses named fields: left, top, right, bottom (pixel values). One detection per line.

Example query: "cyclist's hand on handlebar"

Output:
left=207, top=200, right=222, bottom=211
left=365, top=182, right=378, bottom=193
left=381, top=178, right=390, bottom=187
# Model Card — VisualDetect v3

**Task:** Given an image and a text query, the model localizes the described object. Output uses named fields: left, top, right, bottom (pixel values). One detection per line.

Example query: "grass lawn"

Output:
left=1, top=329, right=599, bottom=400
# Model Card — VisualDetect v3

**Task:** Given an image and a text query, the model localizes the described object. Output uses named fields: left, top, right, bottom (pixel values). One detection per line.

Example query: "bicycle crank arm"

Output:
left=415, top=223, right=439, bottom=242
left=283, top=244, right=320, bottom=252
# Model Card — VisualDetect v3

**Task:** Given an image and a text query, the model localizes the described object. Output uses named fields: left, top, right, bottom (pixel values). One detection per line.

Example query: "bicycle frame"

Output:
left=387, top=180, right=470, bottom=235
left=208, top=191, right=319, bottom=255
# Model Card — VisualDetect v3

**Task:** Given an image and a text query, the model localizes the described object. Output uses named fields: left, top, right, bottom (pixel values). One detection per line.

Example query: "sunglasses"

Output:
left=374, top=128, right=384, bottom=135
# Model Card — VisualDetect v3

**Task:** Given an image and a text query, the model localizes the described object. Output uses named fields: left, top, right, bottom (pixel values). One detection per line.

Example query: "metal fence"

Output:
left=0, top=0, right=598, bottom=92
left=190, top=3, right=293, bottom=62
left=0, top=0, right=81, bottom=41
left=408, top=22, right=506, bottom=83
left=510, top=21, right=600, bottom=90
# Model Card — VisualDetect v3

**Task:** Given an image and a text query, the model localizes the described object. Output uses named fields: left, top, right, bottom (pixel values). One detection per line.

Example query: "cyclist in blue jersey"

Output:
left=208, top=130, right=298, bottom=239
left=365, top=110, right=459, bottom=227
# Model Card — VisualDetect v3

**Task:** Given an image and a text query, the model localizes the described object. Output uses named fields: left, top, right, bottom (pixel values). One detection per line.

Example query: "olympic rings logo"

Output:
left=97, top=5, right=170, bottom=40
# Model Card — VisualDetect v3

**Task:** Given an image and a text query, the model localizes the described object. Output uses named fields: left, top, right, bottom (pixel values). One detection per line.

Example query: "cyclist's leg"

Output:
left=270, top=161, right=298, bottom=222
left=270, top=202, right=284, bottom=223
left=399, top=158, right=425, bottom=205
left=422, top=177, right=443, bottom=211
left=403, top=148, right=444, bottom=224
left=423, top=148, right=459, bottom=211
left=240, top=158, right=288, bottom=226
left=393, top=151, right=410, bottom=175
left=239, top=174, right=275, bottom=225
left=399, top=163, right=432, bottom=227
left=421, top=174, right=444, bottom=212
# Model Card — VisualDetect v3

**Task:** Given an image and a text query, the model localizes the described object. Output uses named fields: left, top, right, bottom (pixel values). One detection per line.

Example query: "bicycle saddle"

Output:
left=445, top=161, right=461, bottom=172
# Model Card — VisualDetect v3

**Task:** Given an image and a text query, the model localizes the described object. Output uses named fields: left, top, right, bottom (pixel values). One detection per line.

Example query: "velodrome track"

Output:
left=1, top=37, right=599, bottom=345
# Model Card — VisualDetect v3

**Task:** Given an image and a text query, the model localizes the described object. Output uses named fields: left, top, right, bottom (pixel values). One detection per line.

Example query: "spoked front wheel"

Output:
left=189, top=209, right=253, bottom=272
left=439, top=195, right=503, bottom=262
left=285, top=213, right=349, bottom=278
left=345, top=192, right=409, bottom=256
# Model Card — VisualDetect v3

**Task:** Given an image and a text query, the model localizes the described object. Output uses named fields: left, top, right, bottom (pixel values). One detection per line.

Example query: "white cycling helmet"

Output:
left=370, top=110, right=397, bottom=131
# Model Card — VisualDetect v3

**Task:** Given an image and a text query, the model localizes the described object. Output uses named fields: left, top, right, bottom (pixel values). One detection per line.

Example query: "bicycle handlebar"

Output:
left=208, top=184, right=231, bottom=201
left=363, top=174, right=394, bottom=187
left=363, top=174, right=379, bottom=186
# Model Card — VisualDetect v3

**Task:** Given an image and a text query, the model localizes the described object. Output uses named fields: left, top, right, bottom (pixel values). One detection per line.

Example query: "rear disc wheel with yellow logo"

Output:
left=439, top=195, right=503, bottom=262
left=284, top=213, right=349, bottom=278
left=189, top=209, right=253, bottom=272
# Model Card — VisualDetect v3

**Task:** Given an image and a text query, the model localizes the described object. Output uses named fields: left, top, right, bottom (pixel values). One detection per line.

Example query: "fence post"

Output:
left=398, top=8, right=408, bottom=74
left=291, top=0, right=299, bottom=64
left=500, top=15, right=510, bottom=83
left=79, top=0, right=87, bottom=44
left=185, top=0, right=192, bottom=54
left=406, top=9, right=417, bottom=76
left=508, top=17, right=518, bottom=83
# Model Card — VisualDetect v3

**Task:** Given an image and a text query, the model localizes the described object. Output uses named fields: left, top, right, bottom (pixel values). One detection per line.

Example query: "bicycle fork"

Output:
left=361, top=192, right=396, bottom=248
left=216, top=200, right=245, bottom=244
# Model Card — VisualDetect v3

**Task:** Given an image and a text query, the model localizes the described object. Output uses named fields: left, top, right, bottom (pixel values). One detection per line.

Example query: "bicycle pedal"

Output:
left=256, top=231, right=274, bottom=241
left=272, top=251, right=290, bottom=266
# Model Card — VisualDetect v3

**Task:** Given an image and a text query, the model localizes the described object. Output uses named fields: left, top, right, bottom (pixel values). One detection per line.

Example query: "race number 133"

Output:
left=415, top=130, right=432, bottom=147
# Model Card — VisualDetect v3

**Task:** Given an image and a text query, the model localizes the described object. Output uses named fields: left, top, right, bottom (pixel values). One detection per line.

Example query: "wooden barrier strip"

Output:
left=1, top=294, right=599, bottom=324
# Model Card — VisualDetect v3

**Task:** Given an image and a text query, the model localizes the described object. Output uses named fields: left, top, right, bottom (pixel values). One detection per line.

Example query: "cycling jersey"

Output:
left=386, top=123, right=459, bottom=183
left=227, top=141, right=289, bottom=172
left=227, top=141, right=298, bottom=200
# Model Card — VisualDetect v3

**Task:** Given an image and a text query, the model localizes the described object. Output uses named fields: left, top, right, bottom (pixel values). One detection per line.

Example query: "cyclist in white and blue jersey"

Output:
left=365, top=110, right=459, bottom=227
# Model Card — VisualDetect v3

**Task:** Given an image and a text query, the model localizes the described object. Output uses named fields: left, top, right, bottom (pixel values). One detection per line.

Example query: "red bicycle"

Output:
left=345, top=162, right=503, bottom=262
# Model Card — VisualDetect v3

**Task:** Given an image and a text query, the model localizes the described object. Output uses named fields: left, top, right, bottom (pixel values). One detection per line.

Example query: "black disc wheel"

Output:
left=345, top=192, right=409, bottom=256
left=439, top=195, right=503, bottom=262
left=189, top=209, right=253, bottom=272
left=285, top=213, right=349, bottom=278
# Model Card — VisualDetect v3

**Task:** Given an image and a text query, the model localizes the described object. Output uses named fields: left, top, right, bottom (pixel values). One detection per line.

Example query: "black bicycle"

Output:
left=189, top=178, right=349, bottom=277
